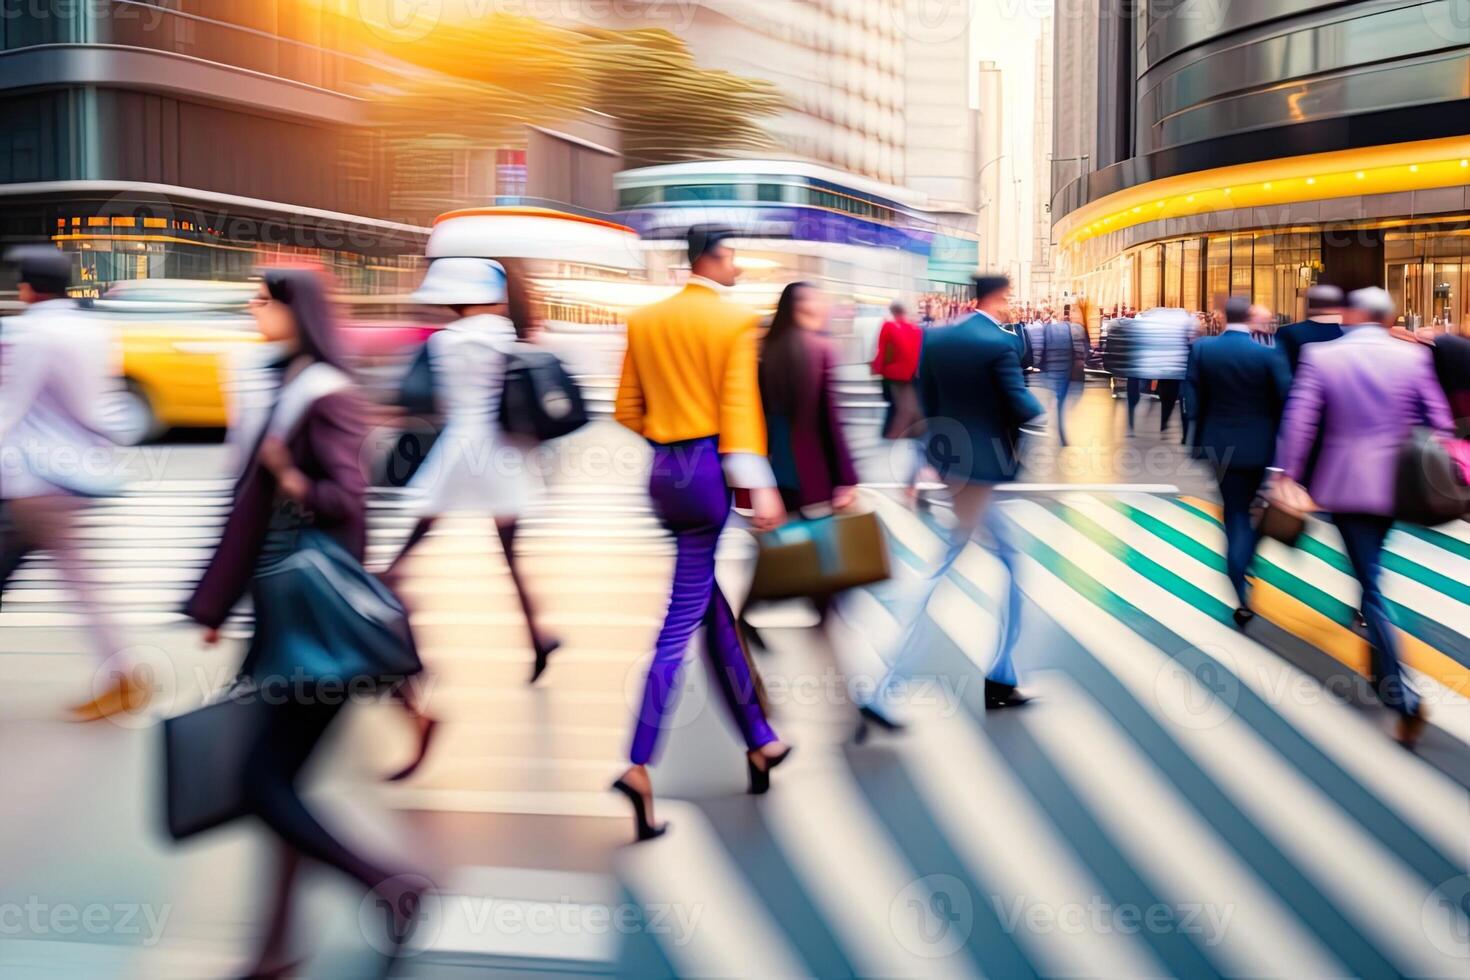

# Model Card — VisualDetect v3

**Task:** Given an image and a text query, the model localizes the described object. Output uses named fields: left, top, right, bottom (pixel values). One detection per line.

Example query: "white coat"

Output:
left=408, top=314, right=538, bottom=517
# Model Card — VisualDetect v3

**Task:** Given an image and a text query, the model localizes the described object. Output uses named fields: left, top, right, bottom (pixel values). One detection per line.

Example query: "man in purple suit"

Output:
left=1271, top=287, right=1455, bottom=747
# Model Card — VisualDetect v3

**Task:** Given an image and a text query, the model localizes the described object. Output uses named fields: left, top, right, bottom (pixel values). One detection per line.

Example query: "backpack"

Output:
left=499, top=348, right=588, bottom=441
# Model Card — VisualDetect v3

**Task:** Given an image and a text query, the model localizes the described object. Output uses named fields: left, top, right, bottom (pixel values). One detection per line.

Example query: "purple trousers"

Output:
left=629, top=438, right=778, bottom=766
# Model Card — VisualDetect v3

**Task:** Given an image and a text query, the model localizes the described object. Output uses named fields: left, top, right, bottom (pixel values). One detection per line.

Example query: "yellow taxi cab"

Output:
left=93, top=281, right=262, bottom=445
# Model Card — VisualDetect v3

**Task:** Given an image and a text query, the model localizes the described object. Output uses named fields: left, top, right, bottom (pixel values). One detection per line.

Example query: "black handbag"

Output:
left=499, top=349, right=588, bottom=442
left=162, top=681, right=272, bottom=841
left=397, top=344, right=437, bottom=416
left=1394, top=426, right=1470, bottom=525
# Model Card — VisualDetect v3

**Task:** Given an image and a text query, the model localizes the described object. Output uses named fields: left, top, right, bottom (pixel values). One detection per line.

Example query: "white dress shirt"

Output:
left=0, top=299, right=123, bottom=498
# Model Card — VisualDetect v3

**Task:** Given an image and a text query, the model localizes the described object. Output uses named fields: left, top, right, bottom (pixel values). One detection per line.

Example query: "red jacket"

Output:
left=871, top=318, right=922, bottom=381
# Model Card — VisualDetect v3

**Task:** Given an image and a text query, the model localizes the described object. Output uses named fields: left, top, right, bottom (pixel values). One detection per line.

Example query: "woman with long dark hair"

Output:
left=760, top=282, right=858, bottom=513
left=184, top=268, right=425, bottom=977
left=740, top=282, right=860, bottom=649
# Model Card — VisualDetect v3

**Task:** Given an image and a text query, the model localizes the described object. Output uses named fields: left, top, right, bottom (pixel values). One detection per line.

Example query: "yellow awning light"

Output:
left=1058, top=135, right=1470, bottom=246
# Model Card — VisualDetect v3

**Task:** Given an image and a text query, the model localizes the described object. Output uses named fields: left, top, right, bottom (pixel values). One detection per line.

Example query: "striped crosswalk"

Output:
left=3, top=441, right=1469, bottom=976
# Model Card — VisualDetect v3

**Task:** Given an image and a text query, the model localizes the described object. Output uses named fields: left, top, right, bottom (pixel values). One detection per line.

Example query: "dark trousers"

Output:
left=1334, top=514, right=1419, bottom=717
left=1157, top=380, right=1181, bottom=431
left=1126, top=379, right=1184, bottom=435
left=0, top=512, right=31, bottom=595
left=242, top=698, right=390, bottom=890
left=1217, top=467, right=1265, bottom=606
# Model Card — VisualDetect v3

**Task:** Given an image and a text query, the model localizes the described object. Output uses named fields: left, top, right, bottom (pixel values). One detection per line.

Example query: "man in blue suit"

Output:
left=1187, top=295, right=1292, bottom=627
left=860, top=275, right=1043, bottom=734
left=1276, top=284, right=1344, bottom=373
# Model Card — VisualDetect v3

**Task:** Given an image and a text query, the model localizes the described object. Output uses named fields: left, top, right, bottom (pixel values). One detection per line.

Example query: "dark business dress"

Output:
left=184, top=376, right=395, bottom=893
left=1186, top=329, right=1292, bottom=606
left=1276, top=318, right=1343, bottom=373
left=765, top=333, right=859, bottom=511
left=918, top=312, right=1044, bottom=484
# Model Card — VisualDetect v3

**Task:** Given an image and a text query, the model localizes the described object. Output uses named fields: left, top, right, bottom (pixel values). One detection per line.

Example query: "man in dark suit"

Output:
left=1277, top=284, right=1344, bottom=372
left=1187, top=295, right=1292, bottom=627
left=861, top=275, right=1043, bottom=732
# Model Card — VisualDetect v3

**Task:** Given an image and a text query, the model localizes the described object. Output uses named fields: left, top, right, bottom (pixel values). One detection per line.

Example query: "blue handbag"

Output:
left=243, top=526, right=422, bottom=687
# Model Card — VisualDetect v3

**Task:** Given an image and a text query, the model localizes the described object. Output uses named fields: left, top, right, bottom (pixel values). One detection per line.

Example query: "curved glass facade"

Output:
left=1051, top=0, right=1470, bottom=333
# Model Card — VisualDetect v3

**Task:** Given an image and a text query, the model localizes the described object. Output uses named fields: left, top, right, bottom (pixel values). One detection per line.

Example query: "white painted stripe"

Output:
left=1027, top=674, right=1345, bottom=978
left=1302, top=523, right=1470, bottom=623
left=1004, top=501, right=1470, bottom=974
left=605, top=802, right=810, bottom=978
left=760, top=747, right=978, bottom=978
left=899, top=714, right=1163, bottom=977
left=1059, top=493, right=1238, bottom=610
left=1386, top=529, right=1470, bottom=585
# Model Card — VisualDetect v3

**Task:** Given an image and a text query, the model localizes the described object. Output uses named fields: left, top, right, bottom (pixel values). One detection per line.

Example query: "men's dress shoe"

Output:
left=69, top=669, right=152, bottom=723
left=985, top=680, right=1032, bottom=710
left=1232, top=607, right=1255, bottom=629
left=1396, top=708, right=1429, bottom=749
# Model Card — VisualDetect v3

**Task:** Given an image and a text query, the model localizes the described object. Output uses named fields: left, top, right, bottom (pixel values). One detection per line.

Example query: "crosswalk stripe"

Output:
left=999, top=502, right=1470, bottom=975
left=615, top=802, right=810, bottom=978
left=1015, top=498, right=1470, bottom=864
left=1023, top=675, right=1345, bottom=978
left=1117, top=491, right=1470, bottom=694
left=997, top=507, right=1459, bottom=975
left=899, top=714, right=1165, bottom=977
left=757, top=752, right=979, bottom=978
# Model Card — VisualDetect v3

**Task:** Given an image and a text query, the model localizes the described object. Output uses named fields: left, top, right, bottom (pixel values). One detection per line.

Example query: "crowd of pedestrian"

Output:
left=3, top=234, right=1469, bottom=973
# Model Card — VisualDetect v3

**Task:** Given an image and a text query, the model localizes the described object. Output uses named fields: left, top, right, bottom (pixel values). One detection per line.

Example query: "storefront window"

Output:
left=1181, top=238, right=1202, bottom=313
left=1139, top=244, right=1161, bottom=310
left=1205, top=235, right=1229, bottom=313
left=1230, top=234, right=1252, bottom=298
left=1252, top=235, right=1275, bottom=312
left=1163, top=240, right=1182, bottom=308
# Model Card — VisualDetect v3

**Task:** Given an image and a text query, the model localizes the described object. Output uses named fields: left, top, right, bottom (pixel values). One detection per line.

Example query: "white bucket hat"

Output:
left=413, top=257, right=508, bottom=306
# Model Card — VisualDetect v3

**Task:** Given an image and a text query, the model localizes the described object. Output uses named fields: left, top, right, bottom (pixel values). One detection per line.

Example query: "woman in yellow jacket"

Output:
left=610, top=226, right=792, bottom=841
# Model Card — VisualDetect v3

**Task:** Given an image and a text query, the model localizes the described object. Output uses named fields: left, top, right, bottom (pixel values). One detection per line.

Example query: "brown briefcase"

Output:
left=749, top=510, right=891, bottom=602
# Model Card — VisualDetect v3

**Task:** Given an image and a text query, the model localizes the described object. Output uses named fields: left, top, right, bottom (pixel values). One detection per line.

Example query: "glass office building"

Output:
left=0, top=1, right=431, bottom=294
left=1050, top=1, right=1470, bottom=331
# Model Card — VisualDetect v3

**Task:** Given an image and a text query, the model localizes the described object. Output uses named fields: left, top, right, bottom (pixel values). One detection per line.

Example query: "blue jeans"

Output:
left=1334, top=514, right=1418, bottom=717
left=868, top=484, right=1021, bottom=719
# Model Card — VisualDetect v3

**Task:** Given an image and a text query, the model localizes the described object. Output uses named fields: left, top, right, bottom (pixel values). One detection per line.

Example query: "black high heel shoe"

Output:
left=746, top=745, right=793, bottom=795
left=611, top=777, right=668, bottom=842
left=854, top=704, right=904, bottom=744
left=530, top=638, right=562, bottom=684
left=385, top=715, right=439, bottom=783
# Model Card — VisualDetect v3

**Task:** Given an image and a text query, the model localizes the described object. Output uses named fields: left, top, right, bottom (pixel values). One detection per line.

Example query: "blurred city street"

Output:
left=3, top=394, right=1468, bottom=977
left=3, top=4, right=1470, bottom=977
